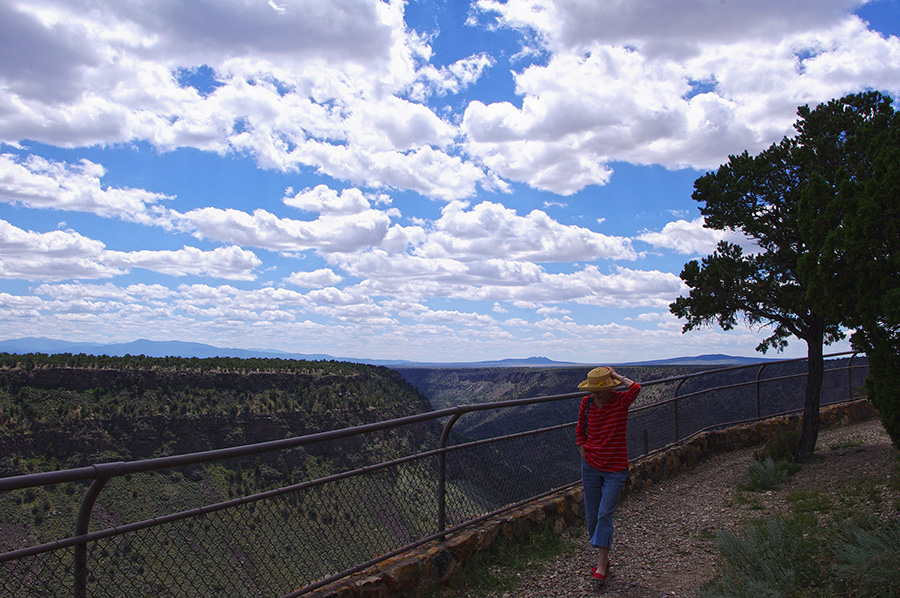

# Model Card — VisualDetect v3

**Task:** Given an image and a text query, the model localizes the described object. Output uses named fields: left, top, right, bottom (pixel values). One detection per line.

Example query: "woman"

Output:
left=575, top=366, right=640, bottom=581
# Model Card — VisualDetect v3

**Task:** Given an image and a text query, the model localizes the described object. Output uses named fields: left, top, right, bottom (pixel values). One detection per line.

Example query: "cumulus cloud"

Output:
left=420, top=200, right=637, bottom=261
left=285, top=268, right=344, bottom=288
left=0, top=219, right=259, bottom=281
left=307, top=198, right=650, bottom=307
left=410, top=53, right=495, bottom=100
left=0, top=154, right=172, bottom=222
left=4, top=0, right=894, bottom=202
left=465, top=0, right=900, bottom=193
left=0, top=0, right=491, bottom=200
left=284, top=185, right=371, bottom=215
left=103, top=245, right=262, bottom=280
left=0, top=153, right=348, bottom=268
left=0, top=219, right=122, bottom=280
left=297, top=144, right=486, bottom=201
left=637, top=217, right=760, bottom=255
left=476, top=0, right=866, bottom=55
left=168, top=207, right=394, bottom=253
left=344, top=96, right=457, bottom=152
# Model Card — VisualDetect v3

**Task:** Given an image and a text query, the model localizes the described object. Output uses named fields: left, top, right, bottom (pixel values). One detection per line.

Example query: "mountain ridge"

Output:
left=0, top=337, right=775, bottom=367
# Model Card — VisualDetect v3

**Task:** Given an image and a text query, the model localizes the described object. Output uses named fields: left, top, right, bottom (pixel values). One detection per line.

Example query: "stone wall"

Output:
left=305, top=398, right=877, bottom=598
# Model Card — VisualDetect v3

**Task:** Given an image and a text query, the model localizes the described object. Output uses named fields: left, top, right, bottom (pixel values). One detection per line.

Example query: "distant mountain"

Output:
left=0, top=337, right=399, bottom=365
left=0, top=338, right=766, bottom=368
left=0, top=337, right=574, bottom=368
left=398, top=355, right=579, bottom=368
left=625, top=353, right=776, bottom=366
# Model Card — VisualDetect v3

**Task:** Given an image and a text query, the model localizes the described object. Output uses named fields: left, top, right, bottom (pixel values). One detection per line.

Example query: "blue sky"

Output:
left=0, top=0, right=898, bottom=364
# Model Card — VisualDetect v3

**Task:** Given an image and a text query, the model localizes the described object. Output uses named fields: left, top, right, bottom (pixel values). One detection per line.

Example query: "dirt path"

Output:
left=462, top=418, right=896, bottom=598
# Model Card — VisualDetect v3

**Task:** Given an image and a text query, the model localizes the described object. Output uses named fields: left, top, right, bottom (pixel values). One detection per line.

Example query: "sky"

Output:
left=0, top=0, right=898, bottom=364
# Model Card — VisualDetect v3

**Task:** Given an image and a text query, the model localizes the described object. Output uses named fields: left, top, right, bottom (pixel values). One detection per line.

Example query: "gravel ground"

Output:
left=461, top=418, right=898, bottom=598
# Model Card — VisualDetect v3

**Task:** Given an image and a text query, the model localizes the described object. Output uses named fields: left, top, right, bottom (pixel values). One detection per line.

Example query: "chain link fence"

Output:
left=1, top=353, right=869, bottom=597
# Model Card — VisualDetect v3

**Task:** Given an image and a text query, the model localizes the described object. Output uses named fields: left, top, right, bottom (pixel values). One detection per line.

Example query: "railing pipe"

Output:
left=672, top=377, right=685, bottom=442
left=673, top=396, right=679, bottom=444
left=0, top=392, right=584, bottom=494
left=644, top=351, right=856, bottom=388
left=437, top=412, right=463, bottom=537
left=756, top=362, right=767, bottom=420
left=74, top=478, right=108, bottom=598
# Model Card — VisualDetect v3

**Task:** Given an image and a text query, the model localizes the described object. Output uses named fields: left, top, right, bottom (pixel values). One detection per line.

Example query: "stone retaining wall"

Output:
left=305, top=399, right=877, bottom=598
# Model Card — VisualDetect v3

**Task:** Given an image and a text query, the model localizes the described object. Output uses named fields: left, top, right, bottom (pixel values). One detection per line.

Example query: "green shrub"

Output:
left=834, top=519, right=900, bottom=596
left=754, top=429, right=801, bottom=463
left=742, top=457, right=795, bottom=491
left=701, top=512, right=900, bottom=598
left=786, top=488, right=831, bottom=513
left=700, top=515, right=828, bottom=598
left=861, top=341, right=900, bottom=451
left=425, top=523, right=576, bottom=597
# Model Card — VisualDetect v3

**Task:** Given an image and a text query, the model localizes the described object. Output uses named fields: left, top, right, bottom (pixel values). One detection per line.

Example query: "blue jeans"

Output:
left=581, top=460, right=627, bottom=549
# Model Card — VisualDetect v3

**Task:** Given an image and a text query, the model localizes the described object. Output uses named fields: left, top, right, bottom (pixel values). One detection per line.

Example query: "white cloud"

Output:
left=476, top=0, right=868, bottom=55
left=285, top=268, right=343, bottom=288
left=8, top=273, right=825, bottom=362
left=464, top=1, right=900, bottom=194
left=284, top=185, right=371, bottom=215
left=296, top=143, right=486, bottom=201
left=0, top=154, right=172, bottom=222
left=410, top=53, right=495, bottom=100
left=4, top=0, right=893, bottom=203
left=420, top=200, right=637, bottom=261
left=633, top=312, right=664, bottom=322
left=636, top=217, right=759, bottom=255
left=36, top=282, right=156, bottom=301
left=0, top=292, right=46, bottom=317
left=168, top=207, right=394, bottom=253
left=378, top=223, right=427, bottom=253
left=0, top=220, right=123, bottom=280
left=344, top=96, right=457, bottom=152
left=329, top=245, right=681, bottom=309
left=0, top=219, right=259, bottom=281
left=306, top=286, right=368, bottom=307
left=0, top=1, right=491, bottom=200
left=17, top=0, right=400, bottom=75
left=103, top=245, right=262, bottom=280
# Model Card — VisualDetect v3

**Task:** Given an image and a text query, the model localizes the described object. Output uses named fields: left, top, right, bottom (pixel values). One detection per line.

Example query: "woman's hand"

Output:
left=608, top=366, right=632, bottom=386
left=579, top=445, right=585, bottom=459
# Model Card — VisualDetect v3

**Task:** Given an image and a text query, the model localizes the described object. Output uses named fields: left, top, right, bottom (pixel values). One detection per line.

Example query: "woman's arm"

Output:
left=608, top=366, right=641, bottom=407
left=607, top=366, right=633, bottom=387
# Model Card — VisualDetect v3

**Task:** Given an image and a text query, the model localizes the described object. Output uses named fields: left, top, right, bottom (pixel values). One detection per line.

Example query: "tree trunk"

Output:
left=793, top=323, right=825, bottom=461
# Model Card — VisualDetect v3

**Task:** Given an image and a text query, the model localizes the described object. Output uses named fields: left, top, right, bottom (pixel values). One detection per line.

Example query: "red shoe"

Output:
left=590, top=566, right=607, bottom=580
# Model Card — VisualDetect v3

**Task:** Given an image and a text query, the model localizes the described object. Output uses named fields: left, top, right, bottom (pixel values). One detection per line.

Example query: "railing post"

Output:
left=848, top=353, right=856, bottom=401
left=755, top=362, right=767, bottom=420
left=74, top=477, right=108, bottom=598
left=673, top=377, right=685, bottom=443
left=437, top=412, right=462, bottom=539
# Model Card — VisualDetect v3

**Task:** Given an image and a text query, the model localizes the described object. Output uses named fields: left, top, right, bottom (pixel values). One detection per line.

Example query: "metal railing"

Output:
left=0, top=352, right=869, bottom=597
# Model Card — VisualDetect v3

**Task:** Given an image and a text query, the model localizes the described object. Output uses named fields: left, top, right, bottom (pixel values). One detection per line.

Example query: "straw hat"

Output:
left=577, top=366, right=620, bottom=392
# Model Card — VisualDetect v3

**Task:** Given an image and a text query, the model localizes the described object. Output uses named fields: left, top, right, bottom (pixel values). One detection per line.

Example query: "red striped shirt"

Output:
left=575, top=383, right=641, bottom=472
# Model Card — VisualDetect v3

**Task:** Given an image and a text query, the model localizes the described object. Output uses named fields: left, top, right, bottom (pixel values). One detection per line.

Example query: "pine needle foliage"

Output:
left=834, top=519, right=900, bottom=597
left=743, top=457, right=794, bottom=491
left=703, top=489, right=900, bottom=597
left=701, top=514, right=830, bottom=598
